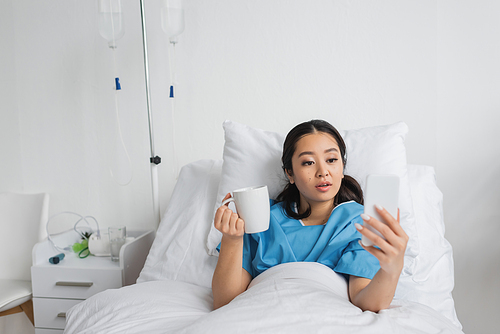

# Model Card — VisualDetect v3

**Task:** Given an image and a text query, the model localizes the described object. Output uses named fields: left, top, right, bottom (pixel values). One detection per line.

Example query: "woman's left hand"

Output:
left=356, top=206, right=408, bottom=277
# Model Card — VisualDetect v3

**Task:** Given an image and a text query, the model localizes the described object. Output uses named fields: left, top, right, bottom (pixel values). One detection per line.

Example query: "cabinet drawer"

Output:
left=35, top=329, right=64, bottom=334
left=33, top=297, right=82, bottom=329
left=32, top=266, right=122, bottom=299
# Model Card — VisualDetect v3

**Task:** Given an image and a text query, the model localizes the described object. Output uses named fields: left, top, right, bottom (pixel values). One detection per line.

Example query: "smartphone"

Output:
left=361, top=174, right=400, bottom=247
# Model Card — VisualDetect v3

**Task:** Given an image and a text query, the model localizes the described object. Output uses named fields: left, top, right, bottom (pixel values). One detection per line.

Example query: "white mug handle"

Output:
left=222, top=197, right=235, bottom=206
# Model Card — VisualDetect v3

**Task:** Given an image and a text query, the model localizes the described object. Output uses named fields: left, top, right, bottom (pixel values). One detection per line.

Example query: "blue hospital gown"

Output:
left=241, top=200, right=380, bottom=279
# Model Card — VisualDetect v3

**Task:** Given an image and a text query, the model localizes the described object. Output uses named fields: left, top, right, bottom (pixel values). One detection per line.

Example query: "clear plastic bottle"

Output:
left=98, top=0, right=125, bottom=48
left=161, top=0, right=185, bottom=44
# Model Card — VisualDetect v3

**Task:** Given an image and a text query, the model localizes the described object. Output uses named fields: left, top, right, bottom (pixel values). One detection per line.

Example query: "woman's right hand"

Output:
left=212, top=193, right=251, bottom=309
left=214, top=193, right=246, bottom=240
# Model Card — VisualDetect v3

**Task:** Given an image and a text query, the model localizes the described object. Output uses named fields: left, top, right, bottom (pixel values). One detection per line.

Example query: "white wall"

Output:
left=1, top=1, right=498, bottom=333
left=437, top=1, right=500, bottom=332
left=2, top=0, right=157, bottom=232
left=0, top=0, right=23, bottom=191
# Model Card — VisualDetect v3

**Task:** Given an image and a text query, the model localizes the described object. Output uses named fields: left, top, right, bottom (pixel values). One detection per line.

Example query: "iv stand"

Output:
left=139, top=0, right=161, bottom=229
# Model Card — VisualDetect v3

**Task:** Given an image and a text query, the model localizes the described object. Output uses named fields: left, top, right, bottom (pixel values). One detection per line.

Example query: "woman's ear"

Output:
left=285, top=169, right=294, bottom=184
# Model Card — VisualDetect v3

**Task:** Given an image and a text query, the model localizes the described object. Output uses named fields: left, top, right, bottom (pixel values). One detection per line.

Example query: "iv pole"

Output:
left=139, top=0, right=161, bottom=229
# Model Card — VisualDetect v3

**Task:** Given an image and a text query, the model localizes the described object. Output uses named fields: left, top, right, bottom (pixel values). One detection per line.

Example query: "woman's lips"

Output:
left=316, top=182, right=332, bottom=192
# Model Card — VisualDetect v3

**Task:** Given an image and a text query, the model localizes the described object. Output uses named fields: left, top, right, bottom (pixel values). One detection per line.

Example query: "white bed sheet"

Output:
left=66, top=262, right=462, bottom=334
left=65, top=159, right=463, bottom=333
left=186, top=262, right=462, bottom=334
left=65, top=280, right=212, bottom=334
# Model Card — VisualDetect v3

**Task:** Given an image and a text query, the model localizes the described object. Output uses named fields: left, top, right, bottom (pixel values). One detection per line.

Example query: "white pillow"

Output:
left=396, top=165, right=461, bottom=329
left=137, top=159, right=221, bottom=288
left=206, top=120, right=418, bottom=274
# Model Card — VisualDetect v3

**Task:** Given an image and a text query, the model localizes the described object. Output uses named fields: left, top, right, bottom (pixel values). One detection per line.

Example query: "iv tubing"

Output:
left=46, top=212, right=100, bottom=252
left=108, top=5, right=133, bottom=186
left=140, top=0, right=161, bottom=228
left=109, top=86, right=133, bottom=186
left=168, top=43, right=179, bottom=178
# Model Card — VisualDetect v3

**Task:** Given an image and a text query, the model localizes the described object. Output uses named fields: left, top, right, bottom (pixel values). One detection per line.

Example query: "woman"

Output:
left=212, top=120, right=408, bottom=311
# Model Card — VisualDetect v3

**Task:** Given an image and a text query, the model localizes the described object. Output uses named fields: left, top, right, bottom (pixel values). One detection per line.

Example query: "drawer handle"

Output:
left=57, top=312, right=66, bottom=318
left=55, top=281, right=94, bottom=287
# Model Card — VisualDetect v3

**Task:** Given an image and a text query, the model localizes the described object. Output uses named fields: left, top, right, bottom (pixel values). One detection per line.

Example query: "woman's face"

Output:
left=286, top=132, right=344, bottom=211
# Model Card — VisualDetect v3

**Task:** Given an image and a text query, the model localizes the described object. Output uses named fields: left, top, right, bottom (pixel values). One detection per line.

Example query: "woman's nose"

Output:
left=316, top=162, right=329, bottom=177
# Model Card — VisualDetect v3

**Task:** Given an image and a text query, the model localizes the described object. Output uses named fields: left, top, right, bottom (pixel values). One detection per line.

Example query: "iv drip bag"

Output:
left=161, top=0, right=185, bottom=43
left=98, top=0, right=125, bottom=48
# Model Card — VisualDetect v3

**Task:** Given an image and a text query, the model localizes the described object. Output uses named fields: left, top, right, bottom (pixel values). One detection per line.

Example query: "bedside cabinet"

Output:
left=31, top=230, right=154, bottom=334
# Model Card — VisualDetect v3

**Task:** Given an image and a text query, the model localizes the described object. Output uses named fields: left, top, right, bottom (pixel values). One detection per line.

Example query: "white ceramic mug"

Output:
left=222, top=185, right=270, bottom=234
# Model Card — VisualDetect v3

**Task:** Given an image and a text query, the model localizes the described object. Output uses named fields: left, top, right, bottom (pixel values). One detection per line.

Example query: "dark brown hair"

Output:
left=276, top=119, right=363, bottom=220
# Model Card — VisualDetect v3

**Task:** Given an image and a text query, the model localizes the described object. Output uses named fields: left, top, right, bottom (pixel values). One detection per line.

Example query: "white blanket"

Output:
left=65, top=280, right=212, bottom=334
left=65, top=262, right=463, bottom=334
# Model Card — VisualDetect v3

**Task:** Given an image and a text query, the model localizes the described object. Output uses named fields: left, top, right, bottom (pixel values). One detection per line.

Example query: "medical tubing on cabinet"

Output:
left=45, top=212, right=100, bottom=253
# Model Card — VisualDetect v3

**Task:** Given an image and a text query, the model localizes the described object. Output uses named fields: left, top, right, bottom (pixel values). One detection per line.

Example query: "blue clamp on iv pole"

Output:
left=169, top=85, right=174, bottom=98
left=115, top=77, right=121, bottom=90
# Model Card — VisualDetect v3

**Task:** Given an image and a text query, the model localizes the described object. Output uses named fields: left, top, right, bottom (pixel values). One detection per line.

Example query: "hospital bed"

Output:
left=64, top=121, right=464, bottom=333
